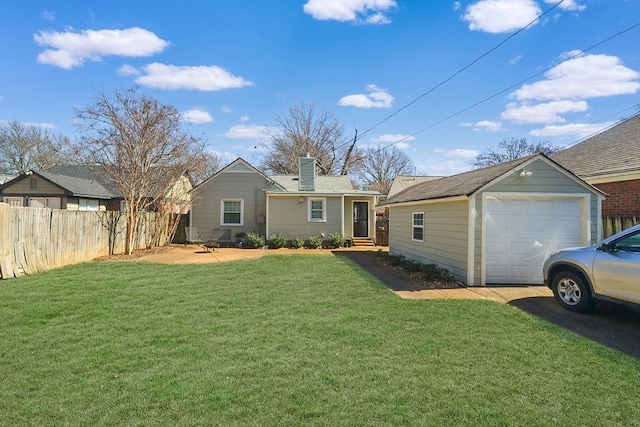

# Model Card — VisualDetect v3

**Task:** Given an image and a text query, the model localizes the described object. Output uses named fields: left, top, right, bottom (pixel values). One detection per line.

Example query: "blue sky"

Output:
left=1, top=0, right=639, bottom=176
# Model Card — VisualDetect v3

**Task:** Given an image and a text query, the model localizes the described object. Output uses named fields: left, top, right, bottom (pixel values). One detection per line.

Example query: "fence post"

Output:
left=0, top=203, right=15, bottom=279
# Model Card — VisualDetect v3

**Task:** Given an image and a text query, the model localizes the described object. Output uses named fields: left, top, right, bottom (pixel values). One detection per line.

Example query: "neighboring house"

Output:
left=0, top=165, right=192, bottom=212
left=387, top=175, right=444, bottom=198
left=190, top=156, right=381, bottom=244
left=553, top=113, right=640, bottom=222
left=0, top=169, right=114, bottom=210
left=379, top=153, right=605, bottom=286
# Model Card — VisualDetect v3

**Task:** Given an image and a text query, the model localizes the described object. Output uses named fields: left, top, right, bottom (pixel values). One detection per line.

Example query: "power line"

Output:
left=350, top=0, right=569, bottom=145
left=365, top=19, right=640, bottom=158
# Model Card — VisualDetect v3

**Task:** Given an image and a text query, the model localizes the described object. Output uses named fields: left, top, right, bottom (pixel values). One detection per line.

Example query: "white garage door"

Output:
left=485, top=197, right=583, bottom=284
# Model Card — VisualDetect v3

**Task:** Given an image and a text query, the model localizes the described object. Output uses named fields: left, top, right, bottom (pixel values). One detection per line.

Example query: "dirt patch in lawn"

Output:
left=97, top=244, right=337, bottom=264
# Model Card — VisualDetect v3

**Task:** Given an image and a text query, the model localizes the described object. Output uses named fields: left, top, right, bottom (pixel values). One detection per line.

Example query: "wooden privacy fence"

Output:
left=602, top=216, right=639, bottom=239
left=0, top=203, right=173, bottom=279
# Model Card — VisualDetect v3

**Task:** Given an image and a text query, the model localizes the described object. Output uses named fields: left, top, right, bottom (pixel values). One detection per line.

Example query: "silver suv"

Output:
left=543, top=224, right=640, bottom=313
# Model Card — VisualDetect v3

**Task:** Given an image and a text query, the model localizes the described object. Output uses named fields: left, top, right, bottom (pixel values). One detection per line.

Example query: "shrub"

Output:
left=291, top=238, right=305, bottom=249
left=268, top=233, right=287, bottom=249
left=328, top=232, right=345, bottom=248
left=306, top=235, right=323, bottom=249
left=421, top=264, right=456, bottom=283
left=246, top=232, right=265, bottom=248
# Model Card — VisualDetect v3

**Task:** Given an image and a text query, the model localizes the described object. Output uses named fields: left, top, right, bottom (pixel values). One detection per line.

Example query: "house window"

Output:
left=79, top=198, right=99, bottom=211
left=308, top=198, right=326, bottom=222
left=412, top=212, right=424, bottom=241
left=221, top=199, right=243, bottom=226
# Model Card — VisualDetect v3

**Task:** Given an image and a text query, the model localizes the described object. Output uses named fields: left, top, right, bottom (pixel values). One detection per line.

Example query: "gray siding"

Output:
left=389, top=200, right=469, bottom=281
left=268, top=195, right=342, bottom=239
left=191, top=168, right=268, bottom=237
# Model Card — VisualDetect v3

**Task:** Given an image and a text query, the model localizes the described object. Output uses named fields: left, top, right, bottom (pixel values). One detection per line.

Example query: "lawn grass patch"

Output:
left=0, top=254, right=638, bottom=425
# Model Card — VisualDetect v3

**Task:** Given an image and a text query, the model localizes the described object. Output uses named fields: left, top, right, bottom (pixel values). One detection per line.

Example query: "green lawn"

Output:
left=1, top=254, right=638, bottom=426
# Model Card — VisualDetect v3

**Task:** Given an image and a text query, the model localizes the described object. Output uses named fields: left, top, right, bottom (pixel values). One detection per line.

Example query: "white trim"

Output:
left=481, top=192, right=590, bottom=286
left=596, top=194, right=604, bottom=242
left=221, top=198, right=244, bottom=226
left=352, top=200, right=370, bottom=238
left=265, top=195, right=270, bottom=237
left=340, top=195, right=345, bottom=237
left=584, top=172, right=640, bottom=184
left=467, top=196, right=476, bottom=286
left=308, top=197, right=326, bottom=222
left=412, top=212, right=424, bottom=242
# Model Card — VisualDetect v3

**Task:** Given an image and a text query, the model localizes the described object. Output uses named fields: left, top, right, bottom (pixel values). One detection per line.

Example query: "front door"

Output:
left=353, top=202, right=369, bottom=238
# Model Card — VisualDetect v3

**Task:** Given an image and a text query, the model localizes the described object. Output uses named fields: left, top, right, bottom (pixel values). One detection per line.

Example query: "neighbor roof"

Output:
left=388, top=175, right=444, bottom=197
left=552, top=113, right=640, bottom=178
left=380, top=154, right=566, bottom=206
left=0, top=170, right=115, bottom=199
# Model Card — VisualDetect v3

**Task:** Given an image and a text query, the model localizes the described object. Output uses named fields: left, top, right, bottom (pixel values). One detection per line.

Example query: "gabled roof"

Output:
left=552, top=113, right=640, bottom=178
left=379, top=153, right=602, bottom=206
left=0, top=170, right=113, bottom=199
left=195, top=157, right=276, bottom=190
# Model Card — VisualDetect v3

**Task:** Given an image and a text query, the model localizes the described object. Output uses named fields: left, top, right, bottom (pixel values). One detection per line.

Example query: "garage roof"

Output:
left=379, top=153, right=601, bottom=206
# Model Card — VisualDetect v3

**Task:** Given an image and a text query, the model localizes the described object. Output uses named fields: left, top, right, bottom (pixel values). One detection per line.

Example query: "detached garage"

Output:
left=379, top=154, right=605, bottom=286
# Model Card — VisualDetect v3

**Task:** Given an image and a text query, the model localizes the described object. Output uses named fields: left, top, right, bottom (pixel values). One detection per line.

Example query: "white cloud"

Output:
left=221, top=106, right=233, bottom=113
left=338, top=84, right=394, bottom=108
left=134, top=63, right=253, bottom=91
left=501, top=100, right=588, bottom=124
left=441, top=148, right=480, bottom=158
left=530, top=121, right=615, bottom=139
left=181, top=108, right=213, bottom=124
left=34, top=27, right=169, bottom=69
left=471, top=120, right=506, bottom=132
left=40, top=11, right=56, bottom=21
left=513, top=53, right=640, bottom=101
left=544, top=0, right=586, bottom=12
left=462, top=0, right=541, bottom=34
left=453, top=2, right=461, bottom=11
left=371, top=133, right=415, bottom=143
left=421, top=158, right=472, bottom=176
left=117, top=64, right=139, bottom=76
left=239, top=115, right=250, bottom=122
left=303, top=0, right=396, bottom=24
left=224, top=124, right=272, bottom=140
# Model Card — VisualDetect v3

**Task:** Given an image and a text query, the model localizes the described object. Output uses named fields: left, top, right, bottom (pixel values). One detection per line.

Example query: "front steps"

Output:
left=351, top=238, right=375, bottom=247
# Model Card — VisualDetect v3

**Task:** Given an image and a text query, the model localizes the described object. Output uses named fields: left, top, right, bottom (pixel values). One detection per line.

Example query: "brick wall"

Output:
left=594, top=179, right=640, bottom=217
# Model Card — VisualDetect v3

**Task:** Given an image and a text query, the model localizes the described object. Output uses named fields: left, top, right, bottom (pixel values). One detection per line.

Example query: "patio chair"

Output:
left=184, top=227, right=207, bottom=246
left=210, top=228, right=234, bottom=248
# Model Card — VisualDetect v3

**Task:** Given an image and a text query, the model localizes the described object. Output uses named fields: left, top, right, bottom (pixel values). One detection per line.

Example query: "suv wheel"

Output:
left=551, top=271, right=595, bottom=313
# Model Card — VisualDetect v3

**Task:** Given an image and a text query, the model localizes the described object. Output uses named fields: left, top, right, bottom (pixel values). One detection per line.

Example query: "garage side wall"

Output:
left=389, top=200, right=469, bottom=282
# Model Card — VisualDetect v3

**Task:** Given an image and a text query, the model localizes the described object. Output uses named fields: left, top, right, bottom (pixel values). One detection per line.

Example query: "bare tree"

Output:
left=189, top=152, right=221, bottom=186
left=474, top=137, right=561, bottom=168
left=260, top=102, right=354, bottom=175
left=355, top=145, right=414, bottom=194
left=0, top=121, right=77, bottom=175
left=75, top=87, right=206, bottom=254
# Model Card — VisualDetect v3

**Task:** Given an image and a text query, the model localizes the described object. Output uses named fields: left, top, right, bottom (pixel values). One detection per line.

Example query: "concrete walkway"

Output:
left=394, top=285, right=552, bottom=303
